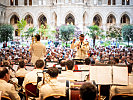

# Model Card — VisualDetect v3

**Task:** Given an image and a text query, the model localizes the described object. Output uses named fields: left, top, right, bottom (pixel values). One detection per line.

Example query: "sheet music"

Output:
left=78, top=65, right=90, bottom=70
left=90, top=66, right=97, bottom=83
left=25, top=66, right=34, bottom=71
left=74, top=72, right=82, bottom=81
left=90, top=66, right=112, bottom=85
left=129, top=75, right=133, bottom=85
left=12, top=65, right=19, bottom=71
left=46, top=62, right=57, bottom=68
left=81, top=71, right=89, bottom=81
left=113, top=66, right=128, bottom=85
left=96, top=66, right=112, bottom=84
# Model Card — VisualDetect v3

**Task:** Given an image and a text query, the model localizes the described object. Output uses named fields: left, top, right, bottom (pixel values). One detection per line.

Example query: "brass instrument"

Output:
left=8, top=80, right=37, bottom=97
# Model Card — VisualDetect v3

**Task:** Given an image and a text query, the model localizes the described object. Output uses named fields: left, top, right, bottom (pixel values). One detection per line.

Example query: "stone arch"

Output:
left=65, top=13, right=75, bottom=25
left=120, top=13, right=130, bottom=25
left=83, top=11, right=88, bottom=26
left=8, top=12, right=20, bottom=24
left=10, top=14, right=19, bottom=25
left=107, top=14, right=116, bottom=25
left=24, top=14, right=33, bottom=25
left=93, top=14, right=102, bottom=26
left=38, top=14, right=47, bottom=27
left=52, top=11, right=57, bottom=26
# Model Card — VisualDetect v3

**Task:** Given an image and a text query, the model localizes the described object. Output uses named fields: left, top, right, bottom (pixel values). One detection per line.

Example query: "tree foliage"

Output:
left=106, top=25, right=122, bottom=40
left=17, top=19, right=26, bottom=37
left=86, top=25, right=104, bottom=47
left=59, top=24, right=75, bottom=46
left=38, top=24, right=45, bottom=36
left=24, top=27, right=36, bottom=39
left=122, top=25, right=133, bottom=46
left=0, top=24, right=14, bottom=43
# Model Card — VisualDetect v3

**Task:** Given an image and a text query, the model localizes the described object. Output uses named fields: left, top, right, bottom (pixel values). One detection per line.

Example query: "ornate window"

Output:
left=65, top=13, right=75, bottom=25
left=107, top=14, right=116, bottom=24
left=122, top=0, right=130, bottom=5
left=38, top=15, right=47, bottom=27
left=24, top=0, right=27, bottom=5
left=108, top=0, right=111, bottom=5
left=29, top=0, right=32, bottom=5
left=108, top=0, right=116, bottom=5
left=24, top=14, right=33, bottom=25
left=10, top=0, right=13, bottom=5
left=93, top=14, right=102, bottom=26
left=121, top=14, right=130, bottom=24
left=15, top=0, right=18, bottom=5
left=10, top=15, right=19, bottom=24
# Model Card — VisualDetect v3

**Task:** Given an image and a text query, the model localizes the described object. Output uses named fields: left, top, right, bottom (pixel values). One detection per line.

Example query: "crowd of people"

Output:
left=0, top=34, right=133, bottom=100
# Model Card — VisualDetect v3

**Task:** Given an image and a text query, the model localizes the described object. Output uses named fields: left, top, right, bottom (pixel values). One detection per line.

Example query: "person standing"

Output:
left=71, top=34, right=89, bottom=59
left=29, top=34, right=46, bottom=65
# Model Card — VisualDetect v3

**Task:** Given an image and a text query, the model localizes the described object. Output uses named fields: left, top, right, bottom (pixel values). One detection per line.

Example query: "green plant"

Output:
left=17, top=19, right=26, bottom=39
left=24, top=27, right=36, bottom=39
left=122, top=25, right=133, bottom=46
left=59, top=24, right=75, bottom=47
left=106, top=25, right=122, bottom=46
left=86, top=25, right=104, bottom=47
left=38, top=24, right=45, bottom=36
left=0, top=24, right=14, bottom=44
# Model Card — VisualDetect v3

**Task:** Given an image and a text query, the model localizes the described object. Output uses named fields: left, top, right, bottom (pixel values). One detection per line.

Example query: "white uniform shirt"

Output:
left=39, top=79, right=66, bottom=100
left=22, top=69, right=44, bottom=88
left=71, top=41, right=89, bottom=59
left=29, top=41, right=46, bottom=65
left=0, top=79, right=20, bottom=100
left=15, top=68, right=28, bottom=77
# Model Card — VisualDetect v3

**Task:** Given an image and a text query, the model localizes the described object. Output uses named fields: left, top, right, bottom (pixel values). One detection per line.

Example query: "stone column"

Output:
left=27, top=0, right=29, bottom=6
left=102, top=0, right=107, bottom=5
left=130, top=0, right=133, bottom=5
left=116, top=0, right=121, bottom=5
left=13, top=0, right=15, bottom=6
left=18, top=0, right=24, bottom=6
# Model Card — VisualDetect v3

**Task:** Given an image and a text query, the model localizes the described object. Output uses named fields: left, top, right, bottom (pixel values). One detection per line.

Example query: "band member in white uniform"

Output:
left=71, top=34, right=89, bottom=59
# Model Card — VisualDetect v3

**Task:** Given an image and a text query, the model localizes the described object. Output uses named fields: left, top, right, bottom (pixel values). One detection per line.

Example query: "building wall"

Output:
left=0, top=4, right=6, bottom=25
left=1, top=0, right=133, bottom=37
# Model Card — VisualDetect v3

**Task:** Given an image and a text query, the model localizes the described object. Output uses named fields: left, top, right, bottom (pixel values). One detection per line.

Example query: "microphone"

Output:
left=80, top=42, right=82, bottom=48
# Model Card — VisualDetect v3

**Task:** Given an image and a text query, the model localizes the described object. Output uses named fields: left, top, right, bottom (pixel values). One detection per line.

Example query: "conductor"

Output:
left=71, top=34, right=89, bottom=59
left=29, top=34, right=46, bottom=65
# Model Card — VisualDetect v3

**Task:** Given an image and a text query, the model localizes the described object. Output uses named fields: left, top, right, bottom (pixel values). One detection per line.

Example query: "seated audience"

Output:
left=39, top=67, right=66, bottom=99
left=80, top=82, right=97, bottom=100
left=0, top=67, right=20, bottom=100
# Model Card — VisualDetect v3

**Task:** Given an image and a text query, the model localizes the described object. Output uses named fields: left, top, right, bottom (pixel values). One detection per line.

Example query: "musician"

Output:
left=39, top=67, right=66, bottom=100
left=58, top=60, right=80, bottom=81
left=22, top=60, right=45, bottom=88
left=15, top=60, right=28, bottom=77
left=29, top=34, right=46, bottom=65
left=71, top=34, right=89, bottom=59
left=0, top=67, right=20, bottom=100
left=80, top=82, right=97, bottom=100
